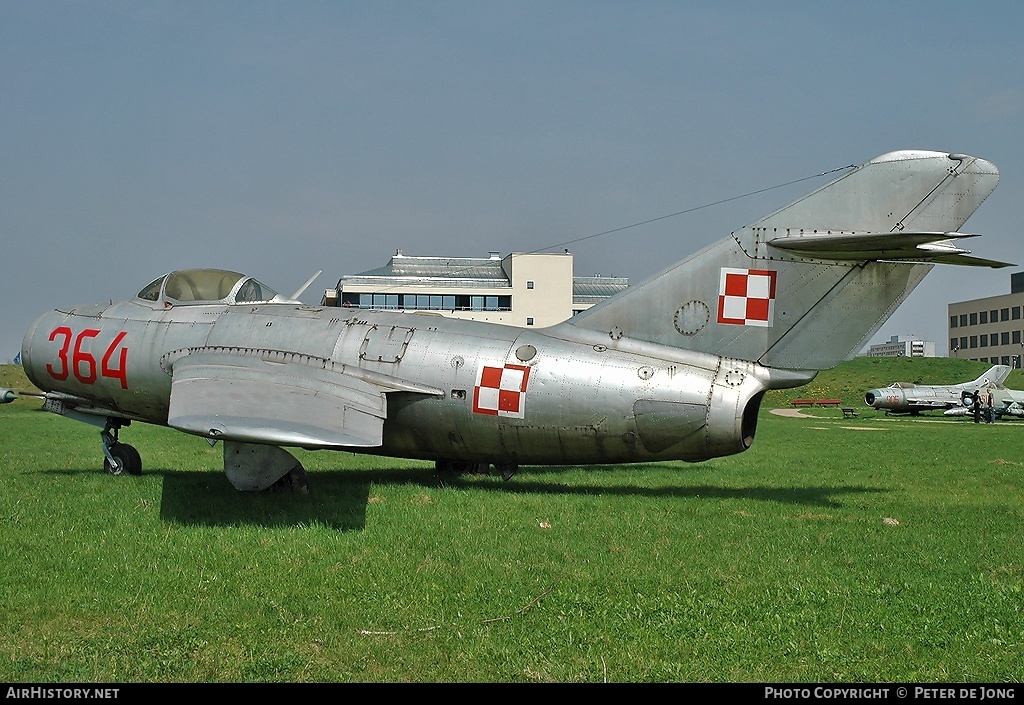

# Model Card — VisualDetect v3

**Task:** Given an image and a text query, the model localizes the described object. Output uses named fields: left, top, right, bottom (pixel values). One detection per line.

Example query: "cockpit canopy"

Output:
left=137, top=269, right=291, bottom=305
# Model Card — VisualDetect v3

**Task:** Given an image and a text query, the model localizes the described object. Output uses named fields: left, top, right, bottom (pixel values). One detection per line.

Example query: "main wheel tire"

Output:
left=104, top=443, right=142, bottom=476
left=122, top=444, right=143, bottom=476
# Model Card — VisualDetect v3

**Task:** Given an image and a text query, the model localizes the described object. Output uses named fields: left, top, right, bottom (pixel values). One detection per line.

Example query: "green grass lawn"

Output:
left=0, top=360, right=1021, bottom=682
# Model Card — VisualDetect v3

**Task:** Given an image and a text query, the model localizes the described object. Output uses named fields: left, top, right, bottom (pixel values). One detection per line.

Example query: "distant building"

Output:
left=867, top=335, right=936, bottom=358
left=948, top=272, right=1024, bottom=368
left=322, top=249, right=628, bottom=328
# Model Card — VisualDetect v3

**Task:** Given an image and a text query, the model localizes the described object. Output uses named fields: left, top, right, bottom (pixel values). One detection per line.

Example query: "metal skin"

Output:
left=19, top=151, right=1006, bottom=491
left=864, top=364, right=1011, bottom=414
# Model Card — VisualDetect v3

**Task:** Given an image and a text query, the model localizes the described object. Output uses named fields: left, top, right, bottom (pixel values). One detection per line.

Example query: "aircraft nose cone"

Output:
left=20, top=309, right=59, bottom=391
left=864, top=390, right=879, bottom=407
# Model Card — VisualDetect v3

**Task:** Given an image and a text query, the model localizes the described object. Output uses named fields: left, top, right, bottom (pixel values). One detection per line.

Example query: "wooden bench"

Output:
left=791, top=399, right=816, bottom=407
left=842, top=407, right=859, bottom=419
left=816, top=398, right=842, bottom=407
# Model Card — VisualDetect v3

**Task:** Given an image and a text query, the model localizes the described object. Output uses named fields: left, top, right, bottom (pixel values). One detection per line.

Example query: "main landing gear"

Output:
left=435, top=460, right=518, bottom=481
left=101, top=418, right=142, bottom=476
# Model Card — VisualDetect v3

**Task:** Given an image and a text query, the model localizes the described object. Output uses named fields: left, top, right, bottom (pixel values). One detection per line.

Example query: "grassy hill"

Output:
left=0, top=363, right=37, bottom=394
left=761, top=355, right=1023, bottom=409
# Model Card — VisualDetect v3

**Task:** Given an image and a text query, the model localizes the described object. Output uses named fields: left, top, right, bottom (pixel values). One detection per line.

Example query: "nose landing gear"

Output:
left=101, top=418, right=142, bottom=476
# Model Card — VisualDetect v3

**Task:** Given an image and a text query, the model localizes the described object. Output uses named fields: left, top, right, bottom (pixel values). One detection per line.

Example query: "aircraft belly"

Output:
left=378, top=337, right=746, bottom=465
left=374, top=322, right=518, bottom=458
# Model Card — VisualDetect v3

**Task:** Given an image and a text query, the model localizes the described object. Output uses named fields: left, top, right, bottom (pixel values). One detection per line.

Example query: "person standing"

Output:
left=973, top=390, right=981, bottom=423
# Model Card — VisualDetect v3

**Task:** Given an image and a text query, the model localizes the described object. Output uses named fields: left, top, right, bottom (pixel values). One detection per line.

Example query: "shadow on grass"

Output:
left=152, top=463, right=888, bottom=528
left=39, top=464, right=889, bottom=528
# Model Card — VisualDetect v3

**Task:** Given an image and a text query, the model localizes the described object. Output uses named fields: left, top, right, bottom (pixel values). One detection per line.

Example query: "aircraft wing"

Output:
left=768, top=231, right=1015, bottom=268
left=167, top=353, right=443, bottom=448
left=904, top=398, right=958, bottom=408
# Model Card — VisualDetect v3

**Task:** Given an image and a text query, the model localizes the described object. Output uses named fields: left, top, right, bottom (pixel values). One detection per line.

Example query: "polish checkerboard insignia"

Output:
left=717, top=268, right=777, bottom=327
left=473, top=363, right=531, bottom=418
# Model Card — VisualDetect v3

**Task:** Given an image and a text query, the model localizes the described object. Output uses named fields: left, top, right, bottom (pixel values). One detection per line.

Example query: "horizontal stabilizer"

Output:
left=768, top=231, right=1014, bottom=268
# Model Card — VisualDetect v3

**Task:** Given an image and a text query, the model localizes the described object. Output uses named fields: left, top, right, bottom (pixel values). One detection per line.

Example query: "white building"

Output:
left=948, top=272, right=1024, bottom=367
left=323, top=250, right=628, bottom=328
left=866, top=335, right=936, bottom=358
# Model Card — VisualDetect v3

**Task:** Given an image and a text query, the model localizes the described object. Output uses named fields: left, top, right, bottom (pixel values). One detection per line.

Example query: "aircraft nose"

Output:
left=864, top=390, right=878, bottom=407
left=20, top=309, right=60, bottom=391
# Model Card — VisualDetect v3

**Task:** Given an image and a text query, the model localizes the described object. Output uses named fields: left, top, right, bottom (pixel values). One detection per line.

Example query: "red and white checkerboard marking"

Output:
left=717, top=268, right=777, bottom=327
left=473, top=363, right=531, bottom=418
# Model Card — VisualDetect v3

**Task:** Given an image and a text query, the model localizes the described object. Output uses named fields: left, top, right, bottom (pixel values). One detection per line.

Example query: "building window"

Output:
left=970, top=336, right=978, bottom=348
left=950, top=316, right=958, bottom=328
left=1003, top=356, right=1012, bottom=366
left=980, top=311, right=989, bottom=324
left=1014, top=331, right=1022, bottom=345
left=526, top=317, right=534, bottom=326
left=950, top=338, right=958, bottom=350
left=1002, top=332, right=1011, bottom=345
left=468, top=295, right=509, bottom=311
left=527, top=281, right=534, bottom=289
left=1002, top=308, right=1010, bottom=321
left=980, top=336, right=988, bottom=348
left=1014, top=307, right=1021, bottom=320
left=370, top=293, right=399, bottom=309
left=960, top=314, right=968, bottom=327
left=960, top=336, right=968, bottom=349
left=970, top=313, right=978, bottom=326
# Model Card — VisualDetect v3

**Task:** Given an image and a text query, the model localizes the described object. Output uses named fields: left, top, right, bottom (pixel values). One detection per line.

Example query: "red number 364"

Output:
left=45, top=326, right=129, bottom=389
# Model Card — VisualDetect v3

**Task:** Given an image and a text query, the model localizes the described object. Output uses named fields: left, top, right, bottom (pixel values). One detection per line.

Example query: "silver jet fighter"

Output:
left=944, top=384, right=1024, bottom=419
left=864, top=364, right=1011, bottom=415
left=20, top=151, right=1008, bottom=492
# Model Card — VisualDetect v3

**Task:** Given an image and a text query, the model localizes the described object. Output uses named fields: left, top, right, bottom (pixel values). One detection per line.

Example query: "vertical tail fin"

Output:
left=565, top=150, right=1004, bottom=371
left=972, top=365, right=1011, bottom=388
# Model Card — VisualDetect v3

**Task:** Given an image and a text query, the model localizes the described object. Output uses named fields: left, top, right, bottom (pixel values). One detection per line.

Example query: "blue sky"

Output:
left=2, top=1, right=1022, bottom=359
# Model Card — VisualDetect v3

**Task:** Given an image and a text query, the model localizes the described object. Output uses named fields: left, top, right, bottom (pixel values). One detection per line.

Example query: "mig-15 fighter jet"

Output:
left=18, top=151, right=1007, bottom=492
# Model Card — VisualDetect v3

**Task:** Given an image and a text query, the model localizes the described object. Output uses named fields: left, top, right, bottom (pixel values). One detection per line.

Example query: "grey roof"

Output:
left=335, top=254, right=630, bottom=303
left=573, top=276, right=629, bottom=305
left=337, top=256, right=510, bottom=288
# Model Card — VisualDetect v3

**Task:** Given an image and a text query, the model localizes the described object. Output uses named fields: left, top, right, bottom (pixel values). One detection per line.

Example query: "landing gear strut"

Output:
left=434, top=460, right=518, bottom=481
left=100, top=418, right=142, bottom=476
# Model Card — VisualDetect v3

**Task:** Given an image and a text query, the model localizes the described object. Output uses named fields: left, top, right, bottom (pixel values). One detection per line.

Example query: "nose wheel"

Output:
left=101, top=419, right=142, bottom=476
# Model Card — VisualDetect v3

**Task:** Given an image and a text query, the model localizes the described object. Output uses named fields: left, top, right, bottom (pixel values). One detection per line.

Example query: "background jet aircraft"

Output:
left=18, top=151, right=1007, bottom=492
left=943, top=384, right=1024, bottom=419
left=864, top=364, right=1011, bottom=415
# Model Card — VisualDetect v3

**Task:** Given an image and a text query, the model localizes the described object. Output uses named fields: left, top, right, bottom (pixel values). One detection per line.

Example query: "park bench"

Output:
left=791, top=399, right=816, bottom=407
left=842, top=408, right=859, bottom=419
left=816, top=398, right=842, bottom=407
